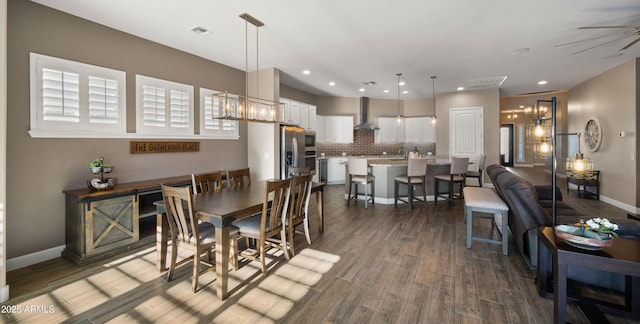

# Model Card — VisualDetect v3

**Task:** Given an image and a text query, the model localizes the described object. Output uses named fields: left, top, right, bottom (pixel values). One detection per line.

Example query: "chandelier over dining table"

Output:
left=214, top=13, right=282, bottom=123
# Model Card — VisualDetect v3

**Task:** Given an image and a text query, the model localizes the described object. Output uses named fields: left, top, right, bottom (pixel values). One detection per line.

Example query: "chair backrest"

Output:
left=191, top=171, right=224, bottom=194
left=407, top=158, right=429, bottom=177
left=450, top=157, right=470, bottom=175
left=262, top=178, right=291, bottom=233
left=348, top=158, right=368, bottom=176
left=288, top=174, right=314, bottom=224
left=227, top=168, right=251, bottom=188
left=162, top=185, right=198, bottom=246
left=289, top=166, right=311, bottom=177
left=478, top=154, right=487, bottom=170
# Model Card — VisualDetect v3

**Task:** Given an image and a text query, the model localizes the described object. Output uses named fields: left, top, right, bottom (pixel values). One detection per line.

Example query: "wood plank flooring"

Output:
left=4, top=166, right=639, bottom=323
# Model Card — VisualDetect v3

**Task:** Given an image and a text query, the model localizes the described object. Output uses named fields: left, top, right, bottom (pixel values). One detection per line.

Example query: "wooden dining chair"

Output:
left=227, top=168, right=251, bottom=188
left=434, top=157, right=469, bottom=205
left=231, top=178, right=291, bottom=275
left=161, top=185, right=239, bottom=292
left=394, top=158, right=429, bottom=209
left=287, top=173, right=314, bottom=256
left=191, top=171, right=225, bottom=194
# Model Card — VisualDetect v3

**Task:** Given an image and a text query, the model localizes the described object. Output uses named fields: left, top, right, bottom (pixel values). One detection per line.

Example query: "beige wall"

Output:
left=7, top=0, right=249, bottom=258
left=435, top=88, right=501, bottom=169
left=568, top=58, right=638, bottom=209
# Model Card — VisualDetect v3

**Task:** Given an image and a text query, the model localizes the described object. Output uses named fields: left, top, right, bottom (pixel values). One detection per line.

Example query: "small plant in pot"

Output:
left=89, top=157, right=104, bottom=173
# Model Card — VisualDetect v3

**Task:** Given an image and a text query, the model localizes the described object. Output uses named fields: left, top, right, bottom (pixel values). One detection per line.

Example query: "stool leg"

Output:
left=466, top=206, right=472, bottom=248
left=408, top=183, right=413, bottom=210
left=347, top=176, right=353, bottom=205
left=364, top=182, right=368, bottom=209
left=394, top=180, right=398, bottom=205
left=501, top=210, right=509, bottom=255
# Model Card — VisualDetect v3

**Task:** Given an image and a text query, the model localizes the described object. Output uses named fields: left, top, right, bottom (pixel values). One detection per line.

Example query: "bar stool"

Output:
left=466, top=154, right=486, bottom=187
left=434, top=157, right=469, bottom=205
left=347, top=157, right=375, bottom=208
left=394, top=158, right=429, bottom=209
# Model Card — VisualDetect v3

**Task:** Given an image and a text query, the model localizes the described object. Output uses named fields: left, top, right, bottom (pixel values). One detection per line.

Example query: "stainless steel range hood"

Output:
left=353, top=97, right=379, bottom=130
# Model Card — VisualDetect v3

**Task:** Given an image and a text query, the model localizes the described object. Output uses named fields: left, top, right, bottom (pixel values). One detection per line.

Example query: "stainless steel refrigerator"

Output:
left=280, top=125, right=305, bottom=179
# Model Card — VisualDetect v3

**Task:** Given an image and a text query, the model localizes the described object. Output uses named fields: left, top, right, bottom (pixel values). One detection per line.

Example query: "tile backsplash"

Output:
left=317, top=129, right=435, bottom=156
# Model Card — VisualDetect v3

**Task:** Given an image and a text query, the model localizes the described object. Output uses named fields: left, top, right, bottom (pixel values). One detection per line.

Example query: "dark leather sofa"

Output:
left=486, top=164, right=640, bottom=291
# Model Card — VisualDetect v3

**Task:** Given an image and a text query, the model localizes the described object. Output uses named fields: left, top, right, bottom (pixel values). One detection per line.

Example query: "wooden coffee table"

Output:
left=537, top=226, right=640, bottom=323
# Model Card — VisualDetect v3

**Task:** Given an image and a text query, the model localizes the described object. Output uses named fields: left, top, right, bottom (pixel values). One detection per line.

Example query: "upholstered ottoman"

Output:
left=463, top=187, right=509, bottom=255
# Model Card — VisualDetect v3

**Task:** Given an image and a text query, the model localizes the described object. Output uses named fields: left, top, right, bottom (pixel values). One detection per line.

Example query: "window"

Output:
left=29, top=53, right=126, bottom=137
left=136, top=75, right=194, bottom=136
left=199, top=88, right=239, bottom=138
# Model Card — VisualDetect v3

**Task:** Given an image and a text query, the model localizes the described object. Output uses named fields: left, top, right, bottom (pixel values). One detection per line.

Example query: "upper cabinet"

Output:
left=375, top=117, right=404, bottom=143
left=404, top=117, right=436, bottom=143
left=375, top=116, right=436, bottom=144
left=319, top=115, right=354, bottom=143
left=316, top=115, right=325, bottom=142
left=279, top=98, right=316, bottom=130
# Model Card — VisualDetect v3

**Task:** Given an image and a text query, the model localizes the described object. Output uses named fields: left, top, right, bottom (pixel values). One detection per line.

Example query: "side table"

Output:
left=537, top=226, right=640, bottom=323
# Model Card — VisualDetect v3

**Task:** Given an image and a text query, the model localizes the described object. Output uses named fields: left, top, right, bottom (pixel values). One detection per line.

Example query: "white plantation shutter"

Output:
left=88, top=76, right=119, bottom=124
left=142, top=85, right=166, bottom=127
left=199, top=88, right=238, bottom=138
left=136, top=75, right=193, bottom=135
left=30, top=53, right=126, bottom=137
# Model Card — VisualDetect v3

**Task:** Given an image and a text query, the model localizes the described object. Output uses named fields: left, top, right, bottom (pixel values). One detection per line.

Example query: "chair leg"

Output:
left=394, top=180, right=399, bottom=205
left=281, top=228, right=290, bottom=260
left=259, top=239, right=267, bottom=275
left=303, top=216, right=312, bottom=244
left=408, top=183, right=413, bottom=210
left=364, top=182, right=369, bottom=208
left=422, top=183, right=427, bottom=207
left=371, top=181, right=375, bottom=205
left=449, top=181, right=453, bottom=205
left=167, top=240, right=178, bottom=281
left=288, top=222, right=296, bottom=257
left=192, top=250, right=200, bottom=292
left=347, top=177, right=353, bottom=205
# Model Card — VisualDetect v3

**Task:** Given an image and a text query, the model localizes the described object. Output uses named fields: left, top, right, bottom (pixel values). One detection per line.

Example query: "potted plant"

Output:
left=89, top=157, right=104, bottom=173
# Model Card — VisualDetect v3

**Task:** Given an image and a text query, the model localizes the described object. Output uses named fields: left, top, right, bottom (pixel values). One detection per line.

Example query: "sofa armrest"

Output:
left=535, top=185, right=563, bottom=201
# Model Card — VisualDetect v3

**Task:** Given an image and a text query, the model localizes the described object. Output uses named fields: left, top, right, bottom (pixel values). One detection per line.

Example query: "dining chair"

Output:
left=287, top=173, right=314, bottom=256
left=161, top=185, right=239, bottom=292
left=227, top=168, right=251, bottom=188
left=394, top=158, right=429, bottom=209
left=231, top=178, right=291, bottom=275
left=465, top=154, right=487, bottom=187
left=347, top=157, right=375, bottom=208
left=288, top=166, right=311, bottom=177
left=191, top=171, right=225, bottom=194
left=434, top=157, right=470, bottom=205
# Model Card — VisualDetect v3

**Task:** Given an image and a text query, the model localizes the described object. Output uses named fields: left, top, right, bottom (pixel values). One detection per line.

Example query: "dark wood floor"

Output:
left=4, top=166, right=639, bottom=323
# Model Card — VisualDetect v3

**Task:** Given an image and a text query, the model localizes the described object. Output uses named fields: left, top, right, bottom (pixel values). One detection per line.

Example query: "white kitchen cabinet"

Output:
left=279, top=98, right=290, bottom=123
left=316, top=115, right=325, bottom=142
left=375, top=117, right=404, bottom=143
left=300, top=103, right=309, bottom=128
left=323, top=115, right=354, bottom=143
left=327, top=157, right=348, bottom=184
left=308, top=105, right=317, bottom=131
left=404, top=117, right=436, bottom=143
left=289, top=100, right=301, bottom=125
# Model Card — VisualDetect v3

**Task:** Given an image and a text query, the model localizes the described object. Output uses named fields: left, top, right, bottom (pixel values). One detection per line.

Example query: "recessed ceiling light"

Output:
left=457, top=87, right=464, bottom=91
left=302, top=70, right=311, bottom=75
left=329, top=81, right=335, bottom=86
left=383, top=89, right=389, bottom=93
left=402, top=90, right=408, bottom=94
left=398, top=81, right=406, bottom=86
left=359, top=88, right=365, bottom=92
left=190, top=26, right=210, bottom=35
left=538, top=80, right=547, bottom=85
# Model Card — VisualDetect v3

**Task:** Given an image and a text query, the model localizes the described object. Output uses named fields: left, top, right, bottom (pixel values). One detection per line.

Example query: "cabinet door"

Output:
left=404, top=117, right=423, bottom=142
left=290, top=101, right=301, bottom=125
left=423, top=117, right=436, bottom=142
left=279, top=99, right=290, bottom=123
left=308, top=105, right=317, bottom=130
left=324, top=116, right=340, bottom=142
left=339, top=116, right=354, bottom=143
left=300, top=103, right=309, bottom=128
left=376, top=117, right=403, bottom=143
left=87, top=195, right=138, bottom=255
left=316, top=115, right=325, bottom=142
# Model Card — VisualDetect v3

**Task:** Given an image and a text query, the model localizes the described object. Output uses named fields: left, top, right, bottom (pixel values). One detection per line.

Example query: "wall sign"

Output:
left=130, top=141, right=200, bottom=154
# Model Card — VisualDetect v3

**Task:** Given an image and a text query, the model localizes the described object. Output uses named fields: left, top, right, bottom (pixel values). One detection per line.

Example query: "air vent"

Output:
left=190, top=26, right=210, bottom=35
left=464, top=76, right=508, bottom=89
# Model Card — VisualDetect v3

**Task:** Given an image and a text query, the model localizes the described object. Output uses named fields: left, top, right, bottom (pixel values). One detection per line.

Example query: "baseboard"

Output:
left=599, top=195, right=640, bottom=215
left=6, top=245, right=65, bottom=271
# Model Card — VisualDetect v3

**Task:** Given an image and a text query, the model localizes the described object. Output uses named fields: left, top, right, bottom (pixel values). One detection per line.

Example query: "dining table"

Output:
left=155, top=180, right=325, bottom=300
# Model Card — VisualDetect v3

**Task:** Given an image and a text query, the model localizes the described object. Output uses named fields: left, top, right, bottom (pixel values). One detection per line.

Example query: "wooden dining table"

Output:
left=155, top=180, right=325, bottom=300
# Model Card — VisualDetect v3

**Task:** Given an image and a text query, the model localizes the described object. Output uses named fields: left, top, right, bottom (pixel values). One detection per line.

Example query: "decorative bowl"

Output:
left=554, top=224, right=613, bottom=250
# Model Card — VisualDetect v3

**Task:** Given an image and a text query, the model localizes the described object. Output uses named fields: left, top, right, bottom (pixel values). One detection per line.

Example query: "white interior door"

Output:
left=450, top=107, right=484, bottom=171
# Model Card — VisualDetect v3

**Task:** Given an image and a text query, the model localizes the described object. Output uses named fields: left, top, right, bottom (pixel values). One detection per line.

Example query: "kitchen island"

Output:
left=343, top=157, right=452, bottom=204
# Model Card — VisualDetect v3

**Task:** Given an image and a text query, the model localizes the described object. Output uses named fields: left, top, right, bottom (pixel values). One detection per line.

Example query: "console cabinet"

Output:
left=63, top=175, right=191, bottom=265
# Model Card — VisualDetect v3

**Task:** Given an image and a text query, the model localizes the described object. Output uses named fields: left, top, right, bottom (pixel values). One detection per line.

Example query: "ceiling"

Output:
left=32, top=0, right=640, bottom=100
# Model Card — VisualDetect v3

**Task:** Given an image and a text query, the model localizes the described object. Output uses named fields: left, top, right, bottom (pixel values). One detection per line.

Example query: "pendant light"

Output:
left=396, top=73, right=403, bottom=125
left=430, top=75, right=437, bottom=125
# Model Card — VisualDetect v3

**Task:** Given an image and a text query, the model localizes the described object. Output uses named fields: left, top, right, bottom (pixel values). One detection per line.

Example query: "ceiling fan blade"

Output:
left=572, top=35, right=630, bottom=54
left=555, top=34, right=615, bottom=47
left=578, top=25, right=633, bottom=29
left=620, top=37, right=640, bottom=51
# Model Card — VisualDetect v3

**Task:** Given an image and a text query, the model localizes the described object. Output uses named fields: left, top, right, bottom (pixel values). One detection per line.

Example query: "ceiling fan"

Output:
left=555, top=25, right=640, bottom=54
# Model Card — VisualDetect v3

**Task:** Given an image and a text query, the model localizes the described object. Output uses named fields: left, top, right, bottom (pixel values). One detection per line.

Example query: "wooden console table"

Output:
left=537, top=226, right=640, bottom=323
left=63, top=175, right=192, bottom=265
